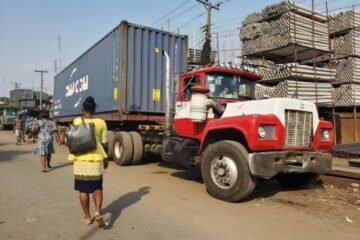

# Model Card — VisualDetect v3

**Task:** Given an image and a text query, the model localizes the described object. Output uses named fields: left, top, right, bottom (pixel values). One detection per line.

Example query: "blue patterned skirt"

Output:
left=34, top=137, right=55, bottom=156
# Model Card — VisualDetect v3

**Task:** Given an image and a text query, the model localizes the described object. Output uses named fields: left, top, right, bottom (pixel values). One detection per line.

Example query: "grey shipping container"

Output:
left=54, top=20, right=188, bottom=119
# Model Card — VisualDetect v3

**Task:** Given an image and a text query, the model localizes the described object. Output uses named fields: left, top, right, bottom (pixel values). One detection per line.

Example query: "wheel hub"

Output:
left=211, top=155, right=238, bottom=189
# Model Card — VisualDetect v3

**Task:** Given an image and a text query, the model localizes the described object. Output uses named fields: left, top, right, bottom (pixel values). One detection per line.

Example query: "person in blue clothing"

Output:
left=33, top=111, right=60, bottom=172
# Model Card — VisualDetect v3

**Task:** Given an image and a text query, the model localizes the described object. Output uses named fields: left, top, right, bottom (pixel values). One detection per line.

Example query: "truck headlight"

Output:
left=320, top=129, right=330, bottom=141
left=258, top=125, right=275, bottom=139
left=258, top=127, right=266, bottom=138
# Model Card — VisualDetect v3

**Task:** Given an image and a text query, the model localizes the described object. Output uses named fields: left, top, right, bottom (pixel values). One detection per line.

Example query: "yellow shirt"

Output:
left=68, top=117, right=108, bottom=162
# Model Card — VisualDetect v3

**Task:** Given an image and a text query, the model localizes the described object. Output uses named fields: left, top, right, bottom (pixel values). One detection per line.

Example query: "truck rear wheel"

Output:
left=201, top=140, right=256, bottom=202
left=275, top=173, right=319, bottom=188
left=112, top=132, right=133, bottom=166
left=107, top=131, right=116, bottom=161
left=129, top=131, right=143, bottom=164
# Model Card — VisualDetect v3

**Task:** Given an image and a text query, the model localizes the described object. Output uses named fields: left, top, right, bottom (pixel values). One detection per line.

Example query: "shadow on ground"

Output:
left=0, top=150, right=33, bottom=163
left=245, top=178, right=324, bottom=202
left=80, top=186, right=151, bottom=240
left=163, top=164, right=324, bottom=201
left=0, top=141, right=11, bottom=147
left=49, top=162, right=73, bottom=171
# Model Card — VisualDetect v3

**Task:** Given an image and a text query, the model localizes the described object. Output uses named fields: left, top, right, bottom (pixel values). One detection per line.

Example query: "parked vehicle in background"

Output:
left=54, top=21, right=334, bottom=202
left=0, top=108, right=17, bottom=130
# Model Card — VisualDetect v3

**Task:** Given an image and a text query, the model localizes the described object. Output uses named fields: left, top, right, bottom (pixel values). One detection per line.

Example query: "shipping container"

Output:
left=54, top=21, right=188, bottom=119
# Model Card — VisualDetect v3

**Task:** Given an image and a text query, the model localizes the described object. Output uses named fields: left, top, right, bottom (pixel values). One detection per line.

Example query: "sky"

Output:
left=0, top=0, right=358, bottom=97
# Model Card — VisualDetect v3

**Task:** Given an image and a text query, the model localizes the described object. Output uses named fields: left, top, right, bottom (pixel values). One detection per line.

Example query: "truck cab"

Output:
left=163, top=64, right=333, bottom=202
left=0, top=108, right=17, bottom=130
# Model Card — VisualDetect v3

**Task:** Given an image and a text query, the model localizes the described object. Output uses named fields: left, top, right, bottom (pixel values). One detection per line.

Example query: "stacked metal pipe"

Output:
left=330, top=11, right=360, bottom=35
left=255, top=80, right=333, bottom=105
left=332, top=29, right=360, bottom=58
left=242, top=58, right=278, bottom=75
left=261, top=63, right=336, bottom=82
left=328, top=10, right=360, bottom=106
left=332, top=58, right=360, bottom=85
left=242, top=0, right=327, bottom=26
left=242, top=12, right=263, bottom=26
left=241, top=12, right=329, bottom=56
left=333, top=84, right=360, bottom=106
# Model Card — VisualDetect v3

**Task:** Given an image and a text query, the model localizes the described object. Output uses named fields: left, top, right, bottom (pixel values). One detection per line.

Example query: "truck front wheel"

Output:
left=201, top=140, right=257, bottom=202
left=275, top=173, right=319, bottom=188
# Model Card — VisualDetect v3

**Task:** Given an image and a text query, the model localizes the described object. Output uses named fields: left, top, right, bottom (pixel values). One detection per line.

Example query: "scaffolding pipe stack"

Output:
left=330, top=11, right=360, bottom=36
left=333, top=84, right=360, bottom=106
left=241, top=1, right=329, bottom=58
left=241, top=12, right=329, bottom=56
left=242, top=0, right=327, bottom=25
left=240, top=0, right=333, bottom=106
left=332, top=29, right=360, bottom=58
left=332, top=58, right=360, bottom=85
left=255, top=80, right=333, bottom=105
left=329, top=9, right=360, bottom=107
left=261, top=63, right=336, bottom=82
left=242, top=58, right=278, bottom=75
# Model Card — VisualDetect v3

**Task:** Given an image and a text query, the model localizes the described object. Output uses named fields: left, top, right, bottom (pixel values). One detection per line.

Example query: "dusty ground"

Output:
left=0, top=130, right=359, bottom=240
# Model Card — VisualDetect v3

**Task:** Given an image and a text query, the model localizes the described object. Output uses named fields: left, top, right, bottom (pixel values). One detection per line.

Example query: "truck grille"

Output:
left=285, top=110, right=313, bottom=147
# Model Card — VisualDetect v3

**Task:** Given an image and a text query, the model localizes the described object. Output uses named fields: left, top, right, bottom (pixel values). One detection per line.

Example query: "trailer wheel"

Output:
left=107, top=131, right=116, bottom=161
left=129, top=131, right=143, bottom=165
left=60, top=130, right=68, bottom=146
left=112, top=132, right=133, bottom=166
left=275, top=173, right=319, bottom=188
left=59, top=131, right=66, bottom=145
left=201, top=140, right=256, bottom=202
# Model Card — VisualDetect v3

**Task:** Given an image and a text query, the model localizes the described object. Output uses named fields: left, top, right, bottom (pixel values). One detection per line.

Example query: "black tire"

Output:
left=107, top=131, right=116, bottom=161
left=0, top=122, right=4, bottom=130
left=175, top=139, right=198, bottom=169
left=161, top=138, right=172, bottom=162
left=112, top=132, right=133, bottom=166
left=129, top=131, right=143, bottom=165
left=275, top=173, right=319, bottom=188
left=60, top=130, right=67, bottom=146
left=201, top=140, right=257, bottom=202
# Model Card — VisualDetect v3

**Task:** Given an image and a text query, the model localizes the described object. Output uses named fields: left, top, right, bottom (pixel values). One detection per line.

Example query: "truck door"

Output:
left=174, top=75, right=206, bottom=137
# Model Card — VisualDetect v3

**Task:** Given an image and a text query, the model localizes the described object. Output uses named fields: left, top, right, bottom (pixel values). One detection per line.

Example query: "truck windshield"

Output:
left=205, top=73, right=255, bottom=99
left=5, top=110, right=17, bottom=116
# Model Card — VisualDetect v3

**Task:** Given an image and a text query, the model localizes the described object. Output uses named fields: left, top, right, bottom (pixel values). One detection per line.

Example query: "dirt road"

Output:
left=0, top=130, right=359, bottom=240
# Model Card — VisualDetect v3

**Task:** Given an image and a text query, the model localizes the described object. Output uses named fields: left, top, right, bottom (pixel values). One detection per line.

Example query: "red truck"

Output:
left=111, top=55, right=333, bottom=202
left=54, top=22, right=333, bottom=202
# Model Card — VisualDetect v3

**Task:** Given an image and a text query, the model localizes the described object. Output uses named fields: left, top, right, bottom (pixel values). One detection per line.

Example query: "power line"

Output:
left=175, top=11, right=207, bottom=31
left=150, top=0, right=192, bottom=26
left=157, top=2, right=201, bottom=28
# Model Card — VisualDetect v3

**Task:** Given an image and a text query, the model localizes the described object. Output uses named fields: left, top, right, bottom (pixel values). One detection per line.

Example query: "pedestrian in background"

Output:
left=33, top=111, right=59, bottom=172
left=13, top=114, right=23, bottom=145
left=68, top=96, right=108, bottom=227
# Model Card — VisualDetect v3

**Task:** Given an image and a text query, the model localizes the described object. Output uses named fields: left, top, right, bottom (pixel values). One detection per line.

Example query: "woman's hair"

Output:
left=39, top=111, right=49, bottom=119
left=82, top=96, right=97, bottom=114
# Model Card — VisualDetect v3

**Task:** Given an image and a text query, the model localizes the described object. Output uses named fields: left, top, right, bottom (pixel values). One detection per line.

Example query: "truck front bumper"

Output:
left=248, top=151, right=332, bottom=179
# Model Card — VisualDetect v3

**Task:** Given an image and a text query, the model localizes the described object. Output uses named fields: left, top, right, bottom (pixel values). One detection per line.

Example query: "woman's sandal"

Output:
left=94, top=212, right=106, bottom=228
left=80, top=217, right=93, bottom=225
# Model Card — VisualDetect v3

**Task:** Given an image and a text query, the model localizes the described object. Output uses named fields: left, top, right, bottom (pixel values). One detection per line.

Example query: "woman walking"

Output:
left=68, top=96, right=109, bottom=227
left=33, top=111, right=59, bottom=172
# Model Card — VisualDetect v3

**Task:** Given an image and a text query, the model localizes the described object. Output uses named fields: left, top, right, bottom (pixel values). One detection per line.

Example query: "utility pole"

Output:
left=34, top=69, right=48, bottom=110
left=197, top=0, right=222, bottom=65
